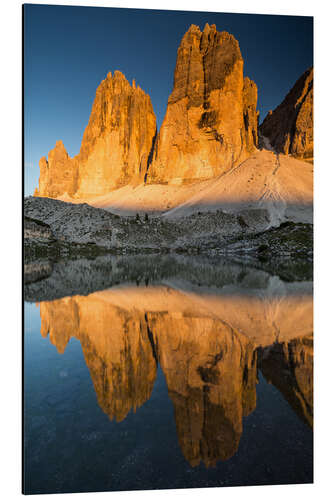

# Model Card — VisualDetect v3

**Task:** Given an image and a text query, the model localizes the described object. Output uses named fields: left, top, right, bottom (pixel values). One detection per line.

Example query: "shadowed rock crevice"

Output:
left=145, top=312, right=158, bottom=366
left=144, top=129, right=158, bottom=183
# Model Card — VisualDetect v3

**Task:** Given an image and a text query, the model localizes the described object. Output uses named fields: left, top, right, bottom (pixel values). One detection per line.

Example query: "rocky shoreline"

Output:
left=24, top=252, right=313, bottom=302
left=24, top=196, right=312, bottom=260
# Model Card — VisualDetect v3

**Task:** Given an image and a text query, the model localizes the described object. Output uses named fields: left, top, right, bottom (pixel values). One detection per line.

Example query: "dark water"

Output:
left=23, top=256, right=313, bottom=494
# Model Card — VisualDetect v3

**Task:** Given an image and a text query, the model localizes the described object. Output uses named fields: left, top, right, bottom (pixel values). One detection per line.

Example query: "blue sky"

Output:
left=24, top=4, right=313, bottom=195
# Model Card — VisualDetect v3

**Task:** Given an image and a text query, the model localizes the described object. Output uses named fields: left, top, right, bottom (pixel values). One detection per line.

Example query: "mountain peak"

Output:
left=146, top=25, right=256, bottom=184
left=260, top=67, right=313, bottom=160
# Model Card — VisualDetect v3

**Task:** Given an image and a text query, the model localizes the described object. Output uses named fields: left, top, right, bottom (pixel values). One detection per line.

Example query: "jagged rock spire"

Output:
left=146, top=24, right=258, bottom=184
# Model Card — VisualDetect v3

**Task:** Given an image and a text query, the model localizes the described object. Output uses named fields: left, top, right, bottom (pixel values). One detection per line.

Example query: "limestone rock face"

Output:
left=24, top=216, right=54, bottom=242
left=35, top=27, right=259, bottom=196
left=243, top=77, right=259, bottom=152
left=260, top=68, right=313, bottom=160
left=75, top=71, right=157, bottom=196
left=34, top=140, right=78, bottom=198
left=146, top=24, right=258, bottom=185
left=35, top=71, right=157, bottom=198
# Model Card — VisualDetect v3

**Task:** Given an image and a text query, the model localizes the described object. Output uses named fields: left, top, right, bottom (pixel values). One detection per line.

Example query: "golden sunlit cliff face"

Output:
left=146, top=24, right=258, bottom=185
left=34, top=141, right=79, bottom=198
left=34, top=25, right=259, bottom=199
left=75, top=72, right=157, bottom=196
left=35, top=71, right=157, bottom=198
left=37, top=284, right=313, bottom=466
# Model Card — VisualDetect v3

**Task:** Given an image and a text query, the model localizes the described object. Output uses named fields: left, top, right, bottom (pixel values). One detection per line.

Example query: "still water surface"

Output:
left=23, top=257, right=313, bottom=494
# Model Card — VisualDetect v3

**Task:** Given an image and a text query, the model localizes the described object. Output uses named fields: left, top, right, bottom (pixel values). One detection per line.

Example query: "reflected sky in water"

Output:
left=23, top=258, right=313, bottom=494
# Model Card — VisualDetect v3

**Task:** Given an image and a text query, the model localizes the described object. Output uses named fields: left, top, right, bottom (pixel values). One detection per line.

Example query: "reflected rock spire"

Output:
left=148, top=313, right=258, bottom=466
left=261, top=335, right=313, bottom=428
left=37, top=282, right=313, bottom=466
left=39, top=295, right=157, bottom=422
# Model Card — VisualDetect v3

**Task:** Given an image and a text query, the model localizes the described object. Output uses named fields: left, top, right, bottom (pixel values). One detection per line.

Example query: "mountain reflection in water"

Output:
left=36, top=280, right=313, bottom=468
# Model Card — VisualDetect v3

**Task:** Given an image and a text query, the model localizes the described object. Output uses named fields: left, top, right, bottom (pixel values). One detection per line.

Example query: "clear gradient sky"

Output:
left=24, top=4, right=313, bottom=195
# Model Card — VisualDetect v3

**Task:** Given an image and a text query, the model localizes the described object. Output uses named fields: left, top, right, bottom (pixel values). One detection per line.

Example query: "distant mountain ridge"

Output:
left=34, top=24, right=313, bottom=206
left=35, top=24, right=259, bottom=198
